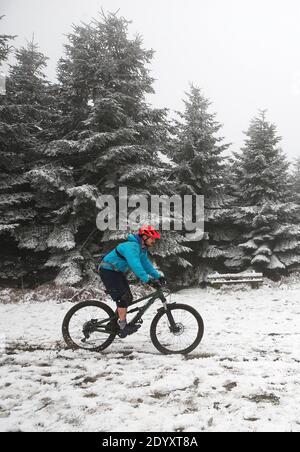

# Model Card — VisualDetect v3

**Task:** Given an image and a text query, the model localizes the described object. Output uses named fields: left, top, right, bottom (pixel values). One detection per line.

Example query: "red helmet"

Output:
left=138, top=225, right=161, bottom=239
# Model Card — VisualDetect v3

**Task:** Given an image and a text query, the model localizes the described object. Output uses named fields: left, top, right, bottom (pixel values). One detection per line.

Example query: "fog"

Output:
left=1, top=0, right=300, bottom=160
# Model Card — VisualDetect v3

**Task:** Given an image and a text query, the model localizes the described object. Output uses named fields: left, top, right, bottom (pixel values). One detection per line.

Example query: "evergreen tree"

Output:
left=30, top=12, right=190, bottom=286
left=171, top=85, right=229, bottom=199
left=0, top=22, right=19, bottom=284
left=225, top=111, right=300, bottom=275
left=0, top=16, right=16, bottom=63
left=169, top=85, right=231, bottom=283
left=233, top=110, right=290, bottom=205
left=291, top=157, right=300, bottom=204
left=0, top=40, right=56, bottom=286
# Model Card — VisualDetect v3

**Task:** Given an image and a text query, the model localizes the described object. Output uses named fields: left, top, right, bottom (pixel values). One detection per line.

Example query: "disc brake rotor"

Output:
left=171, top=323, right=185, bottom=336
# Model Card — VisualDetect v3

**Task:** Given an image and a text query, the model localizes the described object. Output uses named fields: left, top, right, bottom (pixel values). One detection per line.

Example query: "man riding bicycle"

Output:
left=99, top=225, right=166, bottom=338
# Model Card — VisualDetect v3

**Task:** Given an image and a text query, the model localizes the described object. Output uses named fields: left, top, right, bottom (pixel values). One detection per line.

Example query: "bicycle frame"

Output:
left=126, top=288, right=168, bottom=323
left=93, top=287, right=177, bottom=332
left=123, top=287, right=178, bottom=331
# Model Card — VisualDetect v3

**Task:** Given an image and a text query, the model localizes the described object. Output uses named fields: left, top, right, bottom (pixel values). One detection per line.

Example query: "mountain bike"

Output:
left=62, top=285, right=204, bottom=355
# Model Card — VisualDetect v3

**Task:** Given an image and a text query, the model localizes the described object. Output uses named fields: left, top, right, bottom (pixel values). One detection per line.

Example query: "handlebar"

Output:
left=127, top=278, right=170, bottom=294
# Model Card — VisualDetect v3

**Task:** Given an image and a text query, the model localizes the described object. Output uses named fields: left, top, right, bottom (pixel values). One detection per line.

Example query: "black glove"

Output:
left=147, top=279, right=162, bottom=290
left=158, top=275, right=167, bottom=285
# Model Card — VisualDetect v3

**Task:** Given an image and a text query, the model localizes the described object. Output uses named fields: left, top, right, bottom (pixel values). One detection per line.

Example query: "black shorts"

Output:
left=99, top=268, right=133, bottom=308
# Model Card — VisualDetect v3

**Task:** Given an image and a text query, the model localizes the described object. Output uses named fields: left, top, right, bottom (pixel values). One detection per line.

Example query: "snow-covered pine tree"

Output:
left=0, top=16, right=16, bottom=63
left=226, top=110, right=300, bottom=276
left=0, top=18, right=20, bottom=284
left=30, top=11, right=188, bottom=286
left=0, top=40, right=57, bottom=286
left=168, top=85, right=231, bottom=283
left=291, top=157, right=300, bottom=204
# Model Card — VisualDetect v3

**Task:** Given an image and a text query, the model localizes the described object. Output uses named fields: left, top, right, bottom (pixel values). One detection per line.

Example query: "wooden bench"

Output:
left=207, top=272, right=264, bottom=289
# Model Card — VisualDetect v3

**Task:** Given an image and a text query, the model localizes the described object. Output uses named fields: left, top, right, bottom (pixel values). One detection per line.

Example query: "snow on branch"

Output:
left=55, top=261, right=82, bottom=286
left=0, top=192, right=33, bottom=208
left=13, top=226, right=50, bottom=250
left=47, top=226, right=76, bottom=251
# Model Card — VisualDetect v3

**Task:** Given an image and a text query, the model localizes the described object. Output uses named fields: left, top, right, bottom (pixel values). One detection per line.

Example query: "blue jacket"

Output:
left=100, top=234, right=161, bottom=283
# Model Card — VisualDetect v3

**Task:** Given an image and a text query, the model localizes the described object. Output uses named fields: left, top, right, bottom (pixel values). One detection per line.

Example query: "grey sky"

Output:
left=1, top=0, right=300, bottom=161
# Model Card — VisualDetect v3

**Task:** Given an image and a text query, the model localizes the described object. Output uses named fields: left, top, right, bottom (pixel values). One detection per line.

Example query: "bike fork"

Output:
left=166, top=307, right=177, bottom=330
left=160, top=295, right=177, bottom=330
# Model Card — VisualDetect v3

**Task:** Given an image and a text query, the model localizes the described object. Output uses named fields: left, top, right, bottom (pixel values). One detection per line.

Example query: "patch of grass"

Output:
left=5, top=342, right=61, bottom=353
left=245, top=393, right=280, bottom=405
left=219, top=357, right=235, bottom=362
left=223, top=382, right=238, bottom=392
left=184, top=353, right=216, bottom=360
left=150, top=391, right=168, bottom=399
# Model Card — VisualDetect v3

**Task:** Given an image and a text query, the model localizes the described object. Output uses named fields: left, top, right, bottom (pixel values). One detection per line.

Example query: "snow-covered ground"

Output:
left=0, top=282, right=300, bottom=432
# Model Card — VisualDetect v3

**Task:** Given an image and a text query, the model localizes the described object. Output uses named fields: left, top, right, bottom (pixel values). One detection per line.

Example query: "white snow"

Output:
left=0, top=282, right=300, bottom=432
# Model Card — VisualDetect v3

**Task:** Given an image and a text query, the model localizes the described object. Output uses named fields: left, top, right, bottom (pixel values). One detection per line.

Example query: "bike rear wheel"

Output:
left=62, top=300, right=118, bottom=352
left=150, top=303, right=204, bottom=355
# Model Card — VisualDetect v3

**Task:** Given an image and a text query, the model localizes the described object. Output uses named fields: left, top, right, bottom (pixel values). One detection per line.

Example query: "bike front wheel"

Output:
left=150, top=303, right=204, bottom=355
